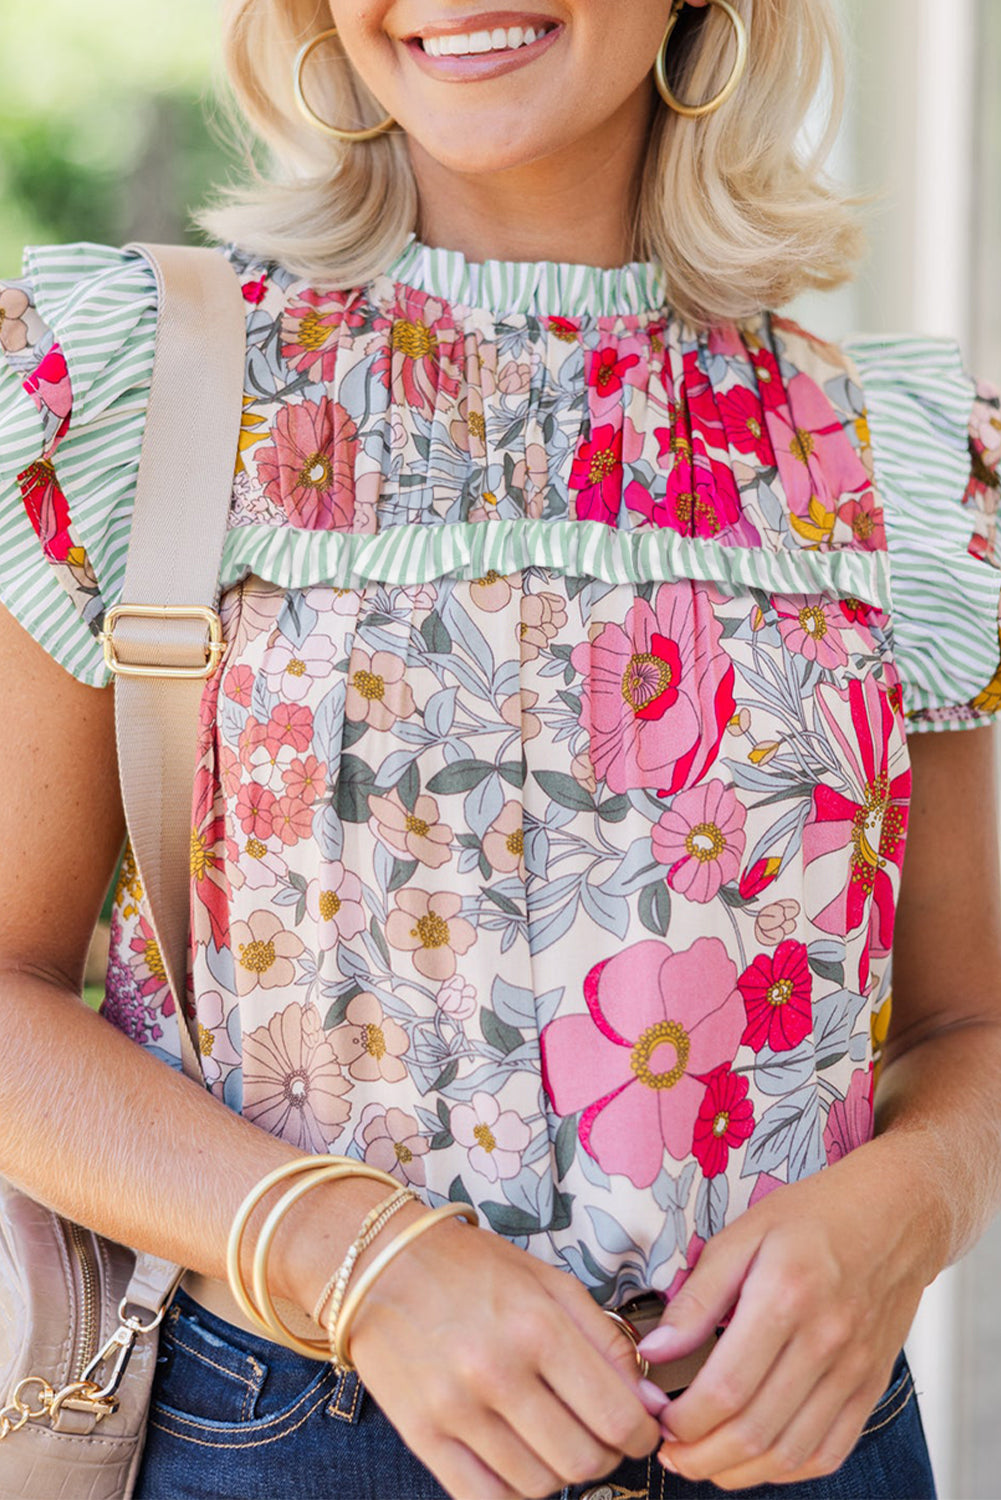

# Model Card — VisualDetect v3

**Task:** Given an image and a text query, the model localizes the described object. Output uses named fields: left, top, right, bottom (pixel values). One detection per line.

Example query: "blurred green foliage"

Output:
left=0, top=0, right=233, bottom=275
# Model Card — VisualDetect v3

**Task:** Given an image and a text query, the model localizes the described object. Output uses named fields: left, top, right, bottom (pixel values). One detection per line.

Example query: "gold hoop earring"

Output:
left=293, top=28, right=396, bottom=142
left=655, top=0, right=749, bottom=119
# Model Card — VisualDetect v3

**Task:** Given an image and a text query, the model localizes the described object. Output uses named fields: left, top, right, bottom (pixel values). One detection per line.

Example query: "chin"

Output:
left=411, top=120, right=578, bottom=179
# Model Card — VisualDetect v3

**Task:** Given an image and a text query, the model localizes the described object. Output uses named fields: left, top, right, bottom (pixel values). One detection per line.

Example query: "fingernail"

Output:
left=658, top=1449, right=679, bottom=1474
left=637, top=1326, right=682, bottom=1361
left=637, top=1378, right=670, bottom=1415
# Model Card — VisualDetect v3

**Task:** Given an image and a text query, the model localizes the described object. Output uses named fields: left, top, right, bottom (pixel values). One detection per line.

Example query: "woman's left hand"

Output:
left=636, top=1135, right=935, bottom=1490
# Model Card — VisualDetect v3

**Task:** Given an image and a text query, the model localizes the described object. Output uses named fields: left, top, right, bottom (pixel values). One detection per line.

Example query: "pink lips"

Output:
left=404, top=14, right=563, bottom=82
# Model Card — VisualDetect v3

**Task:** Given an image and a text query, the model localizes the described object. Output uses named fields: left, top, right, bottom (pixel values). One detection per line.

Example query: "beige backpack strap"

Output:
left=101, top=243, right=247, bottom=1089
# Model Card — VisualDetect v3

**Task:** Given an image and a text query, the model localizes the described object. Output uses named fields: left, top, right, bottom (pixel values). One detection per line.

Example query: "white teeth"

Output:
left=421, top=22, right=550, bottom=58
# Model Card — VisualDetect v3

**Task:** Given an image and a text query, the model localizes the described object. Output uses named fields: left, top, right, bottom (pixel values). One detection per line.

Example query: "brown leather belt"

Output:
left=179, top=1274, right=715, bottom=1393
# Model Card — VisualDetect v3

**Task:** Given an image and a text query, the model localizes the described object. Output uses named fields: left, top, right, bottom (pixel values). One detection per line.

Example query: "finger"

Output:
left=658, top=1331, right=830, bottom=1480
left=504, top=1378, right=624, bottom=1490
left=420, top=1433, right=523, bottom=1500
left=637, top=1236, right=752, bottom=1367
left=537, top=1315, right=660, bottom=1460
left=451, top=1404, right=565, bottom=1499
left=663, top=1365, right=876, bottom=1492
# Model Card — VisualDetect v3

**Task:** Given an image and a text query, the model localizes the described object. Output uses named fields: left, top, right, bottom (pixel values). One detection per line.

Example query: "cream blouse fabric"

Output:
left=1, top=241, right=999, bottom=1302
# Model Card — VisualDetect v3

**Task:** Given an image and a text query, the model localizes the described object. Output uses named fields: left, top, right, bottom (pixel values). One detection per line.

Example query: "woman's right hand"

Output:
left=343, top=1210, right=661, bottom=1500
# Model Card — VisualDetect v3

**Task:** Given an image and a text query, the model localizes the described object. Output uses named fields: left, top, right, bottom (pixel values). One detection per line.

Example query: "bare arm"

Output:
left=0, top=602, right=658, bottom=1500
left=639, top=726, right=1001, bottom=1490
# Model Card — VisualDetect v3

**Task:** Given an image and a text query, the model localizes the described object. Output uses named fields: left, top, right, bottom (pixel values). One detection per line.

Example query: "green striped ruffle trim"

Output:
left=385, top=238, right=669, bottom=320
left=0, top=242, right=157, bottom=688
left=220, top=515, right=891, bottom=603
left=846, top=335, right=1001, bottom=721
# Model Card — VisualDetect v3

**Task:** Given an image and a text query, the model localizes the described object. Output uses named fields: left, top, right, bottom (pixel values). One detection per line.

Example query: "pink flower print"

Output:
left=283, top=755, right=326, bottom=806
left=482, top=801, right=525, bottom=878
left=388, top=291, right=461, bottom=418
left=497, top=359, right=532, bottom=397
left=368, top=789, right=453, bottom=868
left=652, top=780, right=746, bottom=903
left=219, top=746, right=243, bottom=800
left=738, top=940, right=813, bottom=1053
left=823, top=1067, right=874, bottom=1163
left=837, top=491, right=886, bottom=553
left=518, top=592, right=567, bottom=662
left=451, top=1092, right=530, bottom=1184
left=329, top=992, right=411, bottom=1083
left=128, top=916, right=172, bottom=1012
left=272, top=794, right=316, bottom=848
left=692, top=1066, right=755, bottom=1179
left=305, top=865, right=367, bottom=948
left=540, top=937, right=744, bottom=1188
left=195, top=990, right=242, bottom=1091
left=587, top=345, right=643, bottom=418
left=236, top=834, right=288, bottom=892
left=224, top=665, right=255, bottom=709
left=548, top=316, right=580, bottom=344
left=385, top=890, right=477, bottom=981
left=242, top=275, right=267, bottom=305
left=804, top=675, right=910, bottom=964
left=236, top=783, right=277, bottom=840
left=437, top=976, right=477, bottom=1022
left=255, top=397, right=359, bottom=531
left=260, top=632, right=336, bottom=702
left=230, top=909, right=304, bottom=996
left=0, top=287, right=30, bottom=353
left=766, top=368, right=871, bottom=520
left=23, top=345, right=72, bottom=425
left=657, top=1231, right=706, bottom=1301
left=346, top=649, right=416, bottom=730
left=18, top=459, right=74, bottom=563
left=571, top=419, right=645, bottom=527
left=754, top=898, right=801, bottom=947
left=266, top=702, right=314, bottom=756
left=357, top=1102, right=429, bottom=1187
left=571, top=585, right=736, bottom=797
left=242, top=1002, right=351, bottom=1152
left=775, top=597, right=851, bottom=670
left=717, top=384, right=776, bottom=467
left=500, top=688, right=542, bottom=743
left=282, top=288, right=346, bottom=382
left=470, top=571, right=513, bottom=613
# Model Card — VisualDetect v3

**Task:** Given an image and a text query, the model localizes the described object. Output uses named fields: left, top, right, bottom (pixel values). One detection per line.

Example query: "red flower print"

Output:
left=236, top=783, right=277, bottom=840
left=837, top=491, right=886, bottom=552
left=633, top=440, right=743, bottom=540
left=548, top=316, right=580, bottom=343
left=540, top=938, right=744, bottom=1189
left=387, top=289, right=461, bottom=417
left=282, top=288, right=347, bottom=383
left=23, top=344, right=72, bottom=428
left=692, top=1066, right=755, bottom=1178
left=266, top=702, right=314, bottom=755
left=588, top=346, right=641, bottom=402
left=717, top=385, right=776, bottom=467
left=190, top=757, right=230, bottom=954
left=738, top=940, right=813, bottom=1053
left=272, top=793, right=315, bottom=848
left=255, top=397, right=359, bottom=531
left=224, top=664, right=255, bottom=707
left=804, top=676, right=910, bottom=969
left=739, top=857, right=782, bottom=901
left=823, top=1067, right=874, bottom=1162
left=839, top=597, right=874, bottom=627
left=17, top=458, right=74, bottom=563
left=242, top=275, right=268, bottom=304
left=282, top=755, right=326, bottom=806
left=571, top=584, right=736, bottom=796
left=570, top=423, right=624, bottom=526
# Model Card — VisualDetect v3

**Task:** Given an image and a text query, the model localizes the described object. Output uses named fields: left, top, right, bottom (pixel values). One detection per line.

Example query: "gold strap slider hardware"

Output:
left=101, top=603, right=226, bottom=680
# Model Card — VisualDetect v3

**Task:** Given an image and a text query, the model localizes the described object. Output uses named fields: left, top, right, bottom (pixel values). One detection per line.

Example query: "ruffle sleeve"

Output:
left=0, top=243, right=157, bottom=686
left=844, top=334, right=1001, bottom=732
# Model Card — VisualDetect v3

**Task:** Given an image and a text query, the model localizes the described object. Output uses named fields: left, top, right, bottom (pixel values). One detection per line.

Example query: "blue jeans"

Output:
left=134, top=1288, right=936, bottom=1500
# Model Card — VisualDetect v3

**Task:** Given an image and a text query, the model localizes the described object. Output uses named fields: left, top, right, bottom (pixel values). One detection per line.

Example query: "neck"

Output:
left=410, top=90, right=656, bottom=268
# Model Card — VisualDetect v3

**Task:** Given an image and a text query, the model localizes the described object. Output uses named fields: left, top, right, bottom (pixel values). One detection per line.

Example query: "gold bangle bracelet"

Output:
left=251, top=1163, right=402, bottom=1360
left=312, top=1186, right=416, bottom=1329
left=331, top=1201, right=479, bottom=1371
left=226, top=1156, right=399, bottom=1347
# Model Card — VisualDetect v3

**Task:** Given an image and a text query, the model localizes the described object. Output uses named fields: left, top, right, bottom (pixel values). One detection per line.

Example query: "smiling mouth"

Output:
left=417, top=23, right=557, bottom=57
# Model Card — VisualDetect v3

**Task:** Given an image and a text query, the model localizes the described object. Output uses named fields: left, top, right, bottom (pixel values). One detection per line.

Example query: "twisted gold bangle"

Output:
left=331, top=1201, right=479, bottom=1371
left=313, top=1186, right=417, bottom=1330
left=227, top=1156, right=399, bottom=1352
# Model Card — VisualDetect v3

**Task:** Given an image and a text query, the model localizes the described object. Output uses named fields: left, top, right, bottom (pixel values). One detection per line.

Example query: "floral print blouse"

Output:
left=2, top=241, right=1000, bottom=1304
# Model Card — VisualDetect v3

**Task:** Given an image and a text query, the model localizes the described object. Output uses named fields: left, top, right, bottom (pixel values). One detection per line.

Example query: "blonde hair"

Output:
left=201, top=0, right=864, bottom=327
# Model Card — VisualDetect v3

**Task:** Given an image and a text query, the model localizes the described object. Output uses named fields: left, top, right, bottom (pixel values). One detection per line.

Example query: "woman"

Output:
left=1, top=0, right=1000, bottom=1495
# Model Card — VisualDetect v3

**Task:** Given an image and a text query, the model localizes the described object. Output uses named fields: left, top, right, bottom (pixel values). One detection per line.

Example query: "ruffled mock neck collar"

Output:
left=384, top=236, right=669, bottom=320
